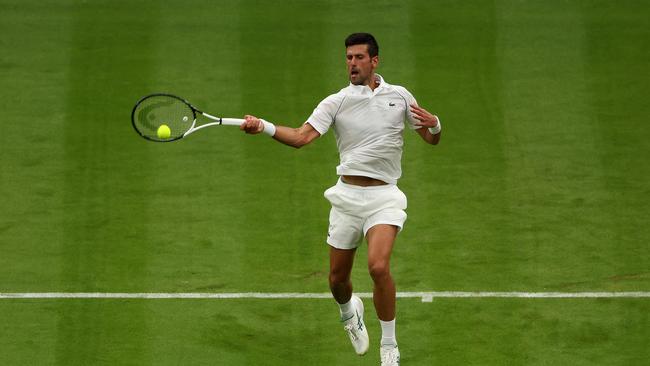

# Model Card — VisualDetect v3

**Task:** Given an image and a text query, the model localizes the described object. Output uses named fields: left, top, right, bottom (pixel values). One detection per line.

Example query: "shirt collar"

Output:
left=348, top=74, right=386, bottom=95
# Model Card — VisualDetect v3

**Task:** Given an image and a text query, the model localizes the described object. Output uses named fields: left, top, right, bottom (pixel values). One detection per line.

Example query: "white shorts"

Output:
left=323, top=178, right=408, bottom=250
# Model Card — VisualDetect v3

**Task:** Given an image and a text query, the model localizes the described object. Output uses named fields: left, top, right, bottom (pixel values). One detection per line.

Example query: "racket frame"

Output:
left=131, top=93, right=244, bottom=142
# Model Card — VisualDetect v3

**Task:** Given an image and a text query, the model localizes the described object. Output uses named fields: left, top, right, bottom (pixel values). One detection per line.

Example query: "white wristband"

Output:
left=261, top=119, right=276, bottom=136
left=428, top=117, right=441, bottom=135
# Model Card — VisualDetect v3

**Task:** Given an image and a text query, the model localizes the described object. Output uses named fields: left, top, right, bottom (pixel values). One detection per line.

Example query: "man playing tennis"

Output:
left=240, top=33, right=441, bottom=365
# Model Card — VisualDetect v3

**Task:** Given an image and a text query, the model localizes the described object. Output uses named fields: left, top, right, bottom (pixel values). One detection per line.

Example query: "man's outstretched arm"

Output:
left=240, top=115, right=321, bottom=149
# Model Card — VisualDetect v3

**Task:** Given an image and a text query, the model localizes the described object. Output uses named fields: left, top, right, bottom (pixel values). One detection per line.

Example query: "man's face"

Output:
left=346, top=44, right=378, bottom=86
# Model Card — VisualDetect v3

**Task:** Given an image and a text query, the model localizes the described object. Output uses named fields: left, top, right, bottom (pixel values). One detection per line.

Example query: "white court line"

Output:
left=1, top=292, right=649, bottom=302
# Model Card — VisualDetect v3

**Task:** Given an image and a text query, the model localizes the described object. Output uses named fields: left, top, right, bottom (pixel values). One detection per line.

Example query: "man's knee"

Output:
left=368, top=260, right=391, bottom=282
left=329, top=267, right=351, bottom=287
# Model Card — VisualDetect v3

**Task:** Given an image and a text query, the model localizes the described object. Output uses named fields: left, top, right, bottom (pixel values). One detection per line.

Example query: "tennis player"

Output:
left=240, top=33, right=441, bottom=365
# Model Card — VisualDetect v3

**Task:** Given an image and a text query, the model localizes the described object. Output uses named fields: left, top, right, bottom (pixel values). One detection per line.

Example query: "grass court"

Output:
left=0, top=0, right=648, bottom=364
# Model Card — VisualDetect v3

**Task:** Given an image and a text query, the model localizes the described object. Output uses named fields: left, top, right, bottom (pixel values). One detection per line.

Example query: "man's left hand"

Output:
left=410, top=104, right=439, bottom=129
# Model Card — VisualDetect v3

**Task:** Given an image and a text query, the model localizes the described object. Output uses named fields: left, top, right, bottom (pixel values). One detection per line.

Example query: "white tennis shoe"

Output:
left=380, top=345, right=400, bottom=365
left=341, top=295, right=369, bottom=355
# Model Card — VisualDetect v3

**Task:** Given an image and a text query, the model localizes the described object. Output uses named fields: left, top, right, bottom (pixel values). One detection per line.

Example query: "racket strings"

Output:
left=132, top=95, right=194, bottom=141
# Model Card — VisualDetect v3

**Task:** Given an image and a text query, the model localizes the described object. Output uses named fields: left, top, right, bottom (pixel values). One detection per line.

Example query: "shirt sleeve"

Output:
left=305, top=93, right=344, bottom=135
left=395, top=86, right=421, bottom=130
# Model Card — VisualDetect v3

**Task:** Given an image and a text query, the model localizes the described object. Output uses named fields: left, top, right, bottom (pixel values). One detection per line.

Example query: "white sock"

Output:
left=338, top=299, right=354, bottom=320
left=380, top=319, right=397, bottom=347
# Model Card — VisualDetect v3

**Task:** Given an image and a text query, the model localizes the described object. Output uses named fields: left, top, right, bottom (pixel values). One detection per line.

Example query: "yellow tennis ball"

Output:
left=157, top=124, right=171, bottom=139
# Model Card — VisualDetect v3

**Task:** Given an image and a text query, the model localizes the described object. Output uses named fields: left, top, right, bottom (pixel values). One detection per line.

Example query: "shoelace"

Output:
left=381, top=348, right=399, bottom=364
left=344, top=323, right=359, bottom=341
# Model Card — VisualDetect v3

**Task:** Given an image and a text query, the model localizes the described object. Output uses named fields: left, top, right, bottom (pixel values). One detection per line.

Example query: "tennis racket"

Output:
left=131, top=93, right=247, bottom=142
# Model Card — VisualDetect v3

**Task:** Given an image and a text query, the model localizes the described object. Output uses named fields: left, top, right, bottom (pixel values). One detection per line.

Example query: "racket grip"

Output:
left=220, top=118, right=245, bottom=126
left=221, top=117, right=275, bottom=136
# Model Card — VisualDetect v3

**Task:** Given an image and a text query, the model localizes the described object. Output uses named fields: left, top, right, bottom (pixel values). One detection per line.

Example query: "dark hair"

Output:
left=345, top=33, right=379, bottom=57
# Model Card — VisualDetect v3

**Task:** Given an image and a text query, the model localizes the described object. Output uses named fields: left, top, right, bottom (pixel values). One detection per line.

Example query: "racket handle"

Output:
left=221, top=117, right=275, bottom=136
left=220, top=118, right=245, bottom=126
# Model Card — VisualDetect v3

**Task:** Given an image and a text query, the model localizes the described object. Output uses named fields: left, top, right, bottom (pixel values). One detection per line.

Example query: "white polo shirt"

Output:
left=306, top=74, right=421, bottom=184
